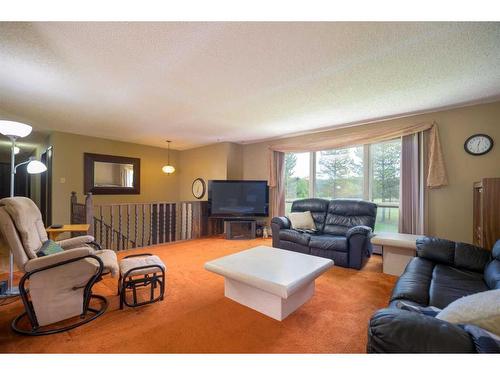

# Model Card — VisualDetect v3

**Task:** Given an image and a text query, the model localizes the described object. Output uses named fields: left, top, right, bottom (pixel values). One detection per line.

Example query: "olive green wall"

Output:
left=241, top=101, right=500, bottom=244
left=176, top=142, right=244, bottom=201
left=50, top=135, right=245, bottom=221
left=226, top=143, right=244, bottom=180
left=50, top=132, right=180, bottom=225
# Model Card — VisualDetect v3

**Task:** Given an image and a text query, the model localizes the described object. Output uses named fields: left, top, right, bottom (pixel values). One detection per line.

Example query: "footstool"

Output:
left=118, top=253, right=166, bottom=309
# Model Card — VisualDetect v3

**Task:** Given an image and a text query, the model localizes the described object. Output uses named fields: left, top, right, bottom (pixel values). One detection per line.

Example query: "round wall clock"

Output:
left=192, top=178, right=206, bottom=199
left=464, top=134, right=494, bottom=156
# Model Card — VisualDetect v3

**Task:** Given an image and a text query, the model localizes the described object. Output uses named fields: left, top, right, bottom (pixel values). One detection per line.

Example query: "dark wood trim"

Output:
left=40, top=146, right=53, bottom=225
left=84, top=153, right=141, bottom=195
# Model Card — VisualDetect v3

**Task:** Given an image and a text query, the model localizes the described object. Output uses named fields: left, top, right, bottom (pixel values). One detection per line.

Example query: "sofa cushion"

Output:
left=0, top=197, right=48, bottom=259
left=436, top=289, right=500, bottom=336
left=36, top=240, right=64, bottom=257
left=291, top=198, right=329, bottom=232
left=288, top=211, right=316, bottom=230
left=309, top=235, right=348, bottom=252
left=454, top=242, right=492, bottom=272
left=416, top=237, right=455, bottom=266
left=323, top=199, right=377, bottom=236
left=493, top=240, right=500, bottom=261
left=484, top=260, right=500, bottom=290
left=279, top=229, right=311, bottom=246
left=390, top=257, right=434, bottom=306
left=429, top=264, right=489, bottom=308
left=485, top=241, right=500, bottom=289
left=417, top=237, right=491, bottom=272
left=310, top=248, right=348, bottom=266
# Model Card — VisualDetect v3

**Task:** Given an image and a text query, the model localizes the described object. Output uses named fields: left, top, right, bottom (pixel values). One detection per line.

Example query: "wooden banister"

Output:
left=85, top=193, right=94, bottom=236
left=70, top=193, right=210, bottom=251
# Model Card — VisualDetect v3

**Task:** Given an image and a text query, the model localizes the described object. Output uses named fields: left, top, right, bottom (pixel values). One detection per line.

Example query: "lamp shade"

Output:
left=26, top=160, right=47, bottom=174
left=0, top=120, right=32, bottom=138
left=162, top=165, right=176, bottom=174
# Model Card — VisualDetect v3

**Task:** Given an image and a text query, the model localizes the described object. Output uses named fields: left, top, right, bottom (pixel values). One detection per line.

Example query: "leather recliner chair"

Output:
left=0, top=197, right=119, bottom=335
left=367, top=237, right=500, bottom=353
left=271, top=198, right=377, bottom=269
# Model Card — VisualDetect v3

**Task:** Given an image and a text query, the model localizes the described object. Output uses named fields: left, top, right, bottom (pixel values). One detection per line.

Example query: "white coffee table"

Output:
left=204, top=246, right=334, bottom=321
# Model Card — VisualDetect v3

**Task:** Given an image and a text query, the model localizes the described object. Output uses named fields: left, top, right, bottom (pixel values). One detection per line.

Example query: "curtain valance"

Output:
left=268, top=121, right=448, bottom=189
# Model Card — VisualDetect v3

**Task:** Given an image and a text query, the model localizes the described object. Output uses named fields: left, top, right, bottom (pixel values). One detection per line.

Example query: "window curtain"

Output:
left=267, top=121, right=447, bottom=223
left=268, top=151, right=285, bottom=218
left=399, top=133, right=426, bottom=234
left=267, top=121, right=448, bottom=189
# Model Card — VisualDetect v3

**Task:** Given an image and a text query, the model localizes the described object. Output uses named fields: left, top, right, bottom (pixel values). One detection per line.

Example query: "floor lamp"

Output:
left=0, top=120, right=47, bottom=298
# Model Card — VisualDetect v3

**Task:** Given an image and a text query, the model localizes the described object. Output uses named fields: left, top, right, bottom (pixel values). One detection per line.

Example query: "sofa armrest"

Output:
left=346, top=226, right=372, bottom=270
left=346, top=225, right=372, bottom=239
left=367, top=308, right=476, bottom=353
left=25, top=248, right=93, bottom=272
left=271, top=216, right=291, bottom=230
left=271, top=217, right=290, bottom=248
left=57, top=235, right=96, bottom=250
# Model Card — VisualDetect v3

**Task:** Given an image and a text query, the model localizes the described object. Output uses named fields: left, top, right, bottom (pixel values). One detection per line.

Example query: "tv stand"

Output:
left=224, top=219, right=256, bottom=240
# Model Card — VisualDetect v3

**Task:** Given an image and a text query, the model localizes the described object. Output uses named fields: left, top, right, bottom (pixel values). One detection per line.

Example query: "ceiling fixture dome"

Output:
left=162, top=140, right=176, bottom=174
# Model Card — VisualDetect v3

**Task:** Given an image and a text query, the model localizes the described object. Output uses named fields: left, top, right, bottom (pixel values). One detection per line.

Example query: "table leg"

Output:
left=224, top=278, right=315, bottom=321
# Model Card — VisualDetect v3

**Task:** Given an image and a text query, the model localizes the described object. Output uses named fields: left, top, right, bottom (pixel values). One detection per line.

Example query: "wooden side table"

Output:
left=371, top=232, right=422, bottom=276
left=46, top=224, right=90, bottom=241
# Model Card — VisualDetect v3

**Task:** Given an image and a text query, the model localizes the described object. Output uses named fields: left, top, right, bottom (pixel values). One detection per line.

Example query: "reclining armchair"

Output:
left=0, top=197, right=118, bottom=335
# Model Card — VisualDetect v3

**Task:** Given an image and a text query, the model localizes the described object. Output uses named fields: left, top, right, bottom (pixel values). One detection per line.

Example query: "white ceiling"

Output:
left=0, top=22, right=499, bottom=150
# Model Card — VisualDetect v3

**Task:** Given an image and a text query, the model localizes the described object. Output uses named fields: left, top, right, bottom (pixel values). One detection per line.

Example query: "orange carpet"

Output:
left=0, top=238, right=396, bottom=353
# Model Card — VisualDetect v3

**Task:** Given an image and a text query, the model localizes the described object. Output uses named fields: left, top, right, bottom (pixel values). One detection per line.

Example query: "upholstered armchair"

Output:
left=0, top=197, right=118, bottom=335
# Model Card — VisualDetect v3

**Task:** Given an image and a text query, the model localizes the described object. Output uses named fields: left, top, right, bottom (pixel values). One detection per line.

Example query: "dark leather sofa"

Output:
left=368, top=237, right=500, bottom=353
left=271, top=198, right=377, bottom=269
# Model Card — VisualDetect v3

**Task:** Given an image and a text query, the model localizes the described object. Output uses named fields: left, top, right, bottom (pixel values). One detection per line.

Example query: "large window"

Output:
left=316, top=146, right=364, bottom=199
left=285, top=152, right=310, bottom=214
left=284, top=139, right=401, bottom=233
left=370, top=139, right=401, bottom=233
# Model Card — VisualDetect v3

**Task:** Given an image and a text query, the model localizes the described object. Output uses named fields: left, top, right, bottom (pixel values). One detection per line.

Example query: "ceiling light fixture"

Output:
left=162, top=140, right=176, bottom=174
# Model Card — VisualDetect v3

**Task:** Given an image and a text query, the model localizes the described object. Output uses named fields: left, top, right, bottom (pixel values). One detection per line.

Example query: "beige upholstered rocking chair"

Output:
left=0, top=197, right=118, bottom=335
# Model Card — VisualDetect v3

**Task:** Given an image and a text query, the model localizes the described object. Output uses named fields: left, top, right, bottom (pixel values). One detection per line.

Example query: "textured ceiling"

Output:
left=0, top=22, right=499, bottom=150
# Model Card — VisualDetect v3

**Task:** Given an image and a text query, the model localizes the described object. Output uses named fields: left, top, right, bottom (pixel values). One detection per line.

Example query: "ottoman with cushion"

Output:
left=118, top=253, right=166, bottom=309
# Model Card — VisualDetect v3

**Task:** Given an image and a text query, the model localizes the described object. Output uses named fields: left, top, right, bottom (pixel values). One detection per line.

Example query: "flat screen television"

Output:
left=208, top=180, right=269, bottom=217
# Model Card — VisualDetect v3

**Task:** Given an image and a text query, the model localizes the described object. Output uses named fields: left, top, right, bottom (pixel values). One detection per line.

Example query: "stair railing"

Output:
left=70, top=192, right=210, bottom=251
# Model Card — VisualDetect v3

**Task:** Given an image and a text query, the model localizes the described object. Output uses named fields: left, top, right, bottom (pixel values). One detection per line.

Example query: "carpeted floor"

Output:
left=0, top=237, right=397, bottom=353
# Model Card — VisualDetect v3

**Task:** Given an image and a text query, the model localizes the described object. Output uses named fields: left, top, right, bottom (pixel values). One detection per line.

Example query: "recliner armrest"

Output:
left=367, top=308, right=476, bottom=353
left=347, top=226, right=373, bottom=270
left=346, top=225, right=372, bottom=239
left=271, top=216, right=291, bottom=230
left=57, top=235, right=96, bottom=250
left=25, top=248, right=93, bottom=272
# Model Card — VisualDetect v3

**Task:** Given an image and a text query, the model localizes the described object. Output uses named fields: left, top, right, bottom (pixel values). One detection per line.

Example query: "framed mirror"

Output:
left=84, top=153, right=140, bottom=195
